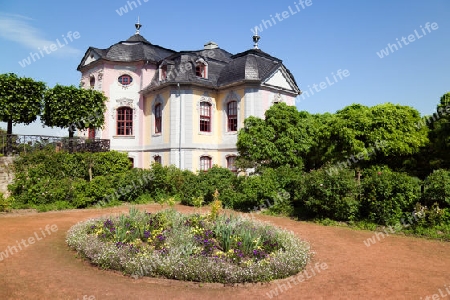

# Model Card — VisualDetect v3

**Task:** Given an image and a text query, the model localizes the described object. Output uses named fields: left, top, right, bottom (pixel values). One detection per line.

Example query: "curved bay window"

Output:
left=199, top=102, right=211, bottom=132
left=155, top=103, right=162, bottom=134
left=227, top=101, right=237, bottom=132
left=117, top=107, right=133, bottom=136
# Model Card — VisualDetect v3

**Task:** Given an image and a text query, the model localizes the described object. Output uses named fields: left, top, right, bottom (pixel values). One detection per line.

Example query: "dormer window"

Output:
left=118, top=74, right=133, bottom=86
left=195, top=59, right=207, bottom=78
left=160, top=65, right=167, bottom=80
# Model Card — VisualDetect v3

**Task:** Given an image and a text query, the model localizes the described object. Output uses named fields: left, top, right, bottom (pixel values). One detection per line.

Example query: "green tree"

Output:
left=426, top=92, right=450, bottom=170
left=42, top=85, right=107, bottom=138
left=236, top=103, right=316, bottom=170
left=324, top=103, right=428, bottom=170
left=0, top=73, right=46, bottom=135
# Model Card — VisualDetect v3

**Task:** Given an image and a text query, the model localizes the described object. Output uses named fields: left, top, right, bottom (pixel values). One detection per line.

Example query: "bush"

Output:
left=360, top=166, right=422, bottom=225
left=8, top=149, right=134, bottom=210
left=422, top=169, right=450, bottom=208
left=197, top=166, right=237, bottom=207
left=294, top=167, right=360, bottom=221
left=232, top=168, right=282, bottom=212
left=0, top=192, right=11, bottom=212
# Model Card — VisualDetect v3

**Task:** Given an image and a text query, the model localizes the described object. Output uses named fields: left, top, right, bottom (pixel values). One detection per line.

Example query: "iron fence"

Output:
left=0, top=134, right=110, bottom=156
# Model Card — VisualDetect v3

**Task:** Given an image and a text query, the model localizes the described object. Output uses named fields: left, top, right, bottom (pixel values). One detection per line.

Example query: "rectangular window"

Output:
left=117, top=107, right=133, bottom=135
left=155, top=104, right=162, bottom=134
left=200, top=102, right=211, bottom=132
left=196, top=64, right=206, bottom=78
left=161, top=65, right=167, bottom=80
left=227, top=101, right=238, bottom=132
left=200, top=156, right=212, bottom=171
left=227, top=156, right=237, bottom=172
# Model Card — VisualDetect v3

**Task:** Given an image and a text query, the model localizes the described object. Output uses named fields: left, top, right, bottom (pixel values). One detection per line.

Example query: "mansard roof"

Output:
left=77, top=31, right=300, bottom=95
left=142, top=47, right=300, bottom=95
left=77, top=34, right=176, bottom=70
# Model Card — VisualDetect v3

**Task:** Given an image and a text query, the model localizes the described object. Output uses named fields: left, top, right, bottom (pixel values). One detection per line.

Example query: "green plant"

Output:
left=0, top=192, right=11, bottom=212
left=209, top=189, right=222, bottom=221
left=360, top=166, right=422, bottom=225
left=67, top=209, right=311, bottom=283
left=422, top=169, right=450, bottom=208
left=295, top=167, right=360, bottom=221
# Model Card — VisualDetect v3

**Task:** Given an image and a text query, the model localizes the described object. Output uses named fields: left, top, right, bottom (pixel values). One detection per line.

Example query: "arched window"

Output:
left=227, top=101, right=237, bottom=132
left=154, top=155, right=162, bottom=164
left=155, top=103, right=162, bottom=133
left=226, top=156, right=237, bottom=172
left=118, top=74, right=133, bottom=86
left=200, top=156, right=212, bottom=171
left=117, top=107, right=133, bottom=135
left=199, top=102, right=211, bottom=132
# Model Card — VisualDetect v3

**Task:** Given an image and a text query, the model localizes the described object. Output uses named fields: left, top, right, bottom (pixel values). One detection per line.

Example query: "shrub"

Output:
left=90, top=151, right=132, bottom=177
left=0, top=192, right=11, bottom=212
left=178, top=170, right=203, bottom=205
left=360, top=166, right=422, bottom=225
left=8, top=149, right=134, bottom=209
left=232, top=168, right=281, bottom=211
left=422, top=169, right=450, bottom=208
left=294, top=167, right=360, bottom=221
left=197, top=166, right=237, bottom=207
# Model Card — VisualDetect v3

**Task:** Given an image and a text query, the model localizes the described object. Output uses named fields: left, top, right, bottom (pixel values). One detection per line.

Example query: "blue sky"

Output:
left=0, top=0, right=449, bottom=135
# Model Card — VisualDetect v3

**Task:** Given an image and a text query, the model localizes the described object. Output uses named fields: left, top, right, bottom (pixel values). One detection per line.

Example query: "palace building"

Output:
left=77, top=21, right=301, bottom=171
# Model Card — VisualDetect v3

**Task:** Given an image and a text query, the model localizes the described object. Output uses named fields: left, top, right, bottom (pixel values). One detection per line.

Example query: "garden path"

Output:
left=0, top=204, right=449, bottom=300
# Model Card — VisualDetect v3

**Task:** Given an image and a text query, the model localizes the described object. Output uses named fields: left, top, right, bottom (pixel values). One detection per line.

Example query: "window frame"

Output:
left=199, top=101, right=212, bottom=132
left=160, top=65, right=167, bottom=80
left=195, top=64, right=206, bottom=78
left=226, top=155, right=237, bottom=172
left=200, top=156, right=212, bottom=171
left=89, top=75, right=95, bottom=89
left=116, top=106, right=133, bottom=136
left=227, top=101, right=238, bottom=132
left=154, top=103, right=162, bottom=134
left=118, top=74, right=133, bottom=86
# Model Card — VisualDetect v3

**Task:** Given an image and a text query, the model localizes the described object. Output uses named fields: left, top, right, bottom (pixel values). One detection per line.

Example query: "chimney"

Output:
left=204, top=41, right=218, bottom=50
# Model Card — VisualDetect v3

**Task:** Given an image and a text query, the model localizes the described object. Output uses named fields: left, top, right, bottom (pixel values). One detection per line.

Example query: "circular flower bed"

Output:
left=66, top=207, right=311, bottom=284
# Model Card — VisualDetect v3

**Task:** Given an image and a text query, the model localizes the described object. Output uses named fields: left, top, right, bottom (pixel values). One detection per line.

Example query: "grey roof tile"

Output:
left=78, top=33, right=300, bottom=93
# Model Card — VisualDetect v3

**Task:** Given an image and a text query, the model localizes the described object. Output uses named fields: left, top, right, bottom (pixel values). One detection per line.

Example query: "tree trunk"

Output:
left=6, top=120, right=13, bottom=155
left=7, top=120, right=12, bottom=135
left=68, top=128, right=75, bottom=153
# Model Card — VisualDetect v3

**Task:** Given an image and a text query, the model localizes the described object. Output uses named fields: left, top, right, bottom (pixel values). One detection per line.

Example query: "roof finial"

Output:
left=135, top=17, right=142, bottom=34
left=253, top=28, right=260, bottom=49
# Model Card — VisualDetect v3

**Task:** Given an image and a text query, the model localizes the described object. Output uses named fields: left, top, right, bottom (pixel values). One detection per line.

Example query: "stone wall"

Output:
left=0, top=157, right=14, bottom=197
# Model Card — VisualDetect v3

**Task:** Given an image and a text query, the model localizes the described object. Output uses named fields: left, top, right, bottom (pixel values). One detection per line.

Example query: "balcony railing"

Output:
left=0, top=134, right=110, bottom=156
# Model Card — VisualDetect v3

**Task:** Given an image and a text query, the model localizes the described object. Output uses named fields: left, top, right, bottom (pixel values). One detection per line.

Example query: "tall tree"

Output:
left=236, top=103, right=316, bottom=170
left=325, top=103, right=428, bottom=171
left=426, top=92, right=450, bottom=170
left=0, top=73, right=46, bottom=135
left=42, top=85, right=107, bottom=138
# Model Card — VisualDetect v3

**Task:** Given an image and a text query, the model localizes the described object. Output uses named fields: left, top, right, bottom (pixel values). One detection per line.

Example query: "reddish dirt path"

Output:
left=0, top=204, right=449, bottom=300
